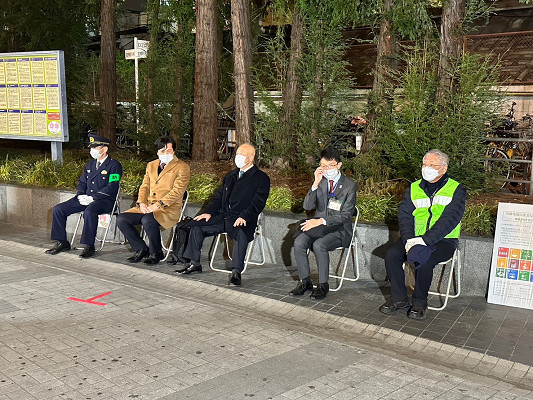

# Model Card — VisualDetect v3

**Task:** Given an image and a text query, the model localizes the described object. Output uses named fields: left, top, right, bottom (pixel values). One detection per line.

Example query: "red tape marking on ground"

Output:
left=68, top=291, right=112, bottom=306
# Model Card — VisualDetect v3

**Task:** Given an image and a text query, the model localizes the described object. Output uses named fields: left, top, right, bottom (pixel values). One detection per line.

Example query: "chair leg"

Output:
left=246, top=228, right=266, bottom=266
left=161, top=227, right=175, bottom=262
left=70, top=214, right=83, bottom=246
left=329, top=239, right=359, bottom=292
left=428, top=250, right=461, bottom=311
left=209, top=234, right=232, bottom=274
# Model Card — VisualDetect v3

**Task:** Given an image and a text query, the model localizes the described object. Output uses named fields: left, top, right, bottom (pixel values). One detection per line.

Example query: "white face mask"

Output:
left=158, top=154, right=174, bottom=164
left=90, top=148, right=103, bottom=160
left=422, top=166, right=441, bottom=182
left=323, top=168, right=339, bottom=180
left=235, top=154, right=248, bottom=169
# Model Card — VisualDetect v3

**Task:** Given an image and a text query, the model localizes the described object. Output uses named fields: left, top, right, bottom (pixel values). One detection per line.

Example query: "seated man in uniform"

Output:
left=290, top=147, right=357, bottom=300
left=174, top=143, right=270, bottom=286
left=117, top=136, right=190, bottom=265
left=379, top=149, right=466, bottom=320
left=45, top=133, right=122, bottom=258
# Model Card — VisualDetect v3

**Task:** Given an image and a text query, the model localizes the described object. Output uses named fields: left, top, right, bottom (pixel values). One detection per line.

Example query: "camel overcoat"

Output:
left=124, top=156, right=190, bottom=229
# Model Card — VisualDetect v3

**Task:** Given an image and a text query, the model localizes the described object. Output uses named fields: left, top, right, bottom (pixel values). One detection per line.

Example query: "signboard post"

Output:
left=488, top=202, right=533, bottom=310
left=0, top=50, right=68, bottom=164
left=125, top=38, right=149, bottom=136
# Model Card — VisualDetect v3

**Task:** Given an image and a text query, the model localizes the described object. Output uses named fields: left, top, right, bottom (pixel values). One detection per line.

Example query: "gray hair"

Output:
left=423, top=149, right=449, bottom=167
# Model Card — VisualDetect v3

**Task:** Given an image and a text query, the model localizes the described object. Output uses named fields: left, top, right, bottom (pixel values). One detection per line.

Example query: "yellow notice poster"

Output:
left=8, top=109, right=21, bottom=134
left=0, top=110, right=7, bottom=134
left=17, top=58, right=31, bottom=83
left=5, top=59, right=18, bottom=84
left=43, top=57, right=58, bottom=84
left=20, top=84, right=33, bottom=109
left=34, top=110, right=47, bottom=135
left=45, top=84, right=59, bottom=110
left=30, top=57, right=45, bottom=83
left=0, top=51, right=67, bottom=141
left=21, top=110, right=34, bottom=134
left=0, top=85, right=6, bottom=108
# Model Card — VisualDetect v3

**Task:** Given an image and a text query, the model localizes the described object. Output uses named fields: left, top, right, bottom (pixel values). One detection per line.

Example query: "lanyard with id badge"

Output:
left=327, top=181, right=342, bottom=211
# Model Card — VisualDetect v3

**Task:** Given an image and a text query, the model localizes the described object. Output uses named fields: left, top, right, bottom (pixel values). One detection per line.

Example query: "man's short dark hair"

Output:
left=154, top=136, right=176, bottom=152
left=320, top=147, right=342, bottom=163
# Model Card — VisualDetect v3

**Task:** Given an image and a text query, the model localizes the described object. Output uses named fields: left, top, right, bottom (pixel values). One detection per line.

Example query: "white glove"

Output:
left=78, top=195, right=94, bottom=206
left=405, top=237, right=426, bottom=253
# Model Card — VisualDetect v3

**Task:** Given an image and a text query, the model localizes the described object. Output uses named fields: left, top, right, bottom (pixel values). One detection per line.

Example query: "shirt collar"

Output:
left=97, top=155, right=108, bottom=164
left=240, top=164, right=254, bottom=174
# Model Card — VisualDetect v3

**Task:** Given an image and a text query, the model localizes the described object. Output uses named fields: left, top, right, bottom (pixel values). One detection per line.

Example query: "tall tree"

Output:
left=437, top=0, right=466, bottom=100
left=279, top=4, right=304, bottom=159
left=231, top=0, right=254, bottom=145
left=192, top=0, right=219, bottom=161
left=99, top=0, right=117, bottom=148
left=146, top=0, right=162, bottom=136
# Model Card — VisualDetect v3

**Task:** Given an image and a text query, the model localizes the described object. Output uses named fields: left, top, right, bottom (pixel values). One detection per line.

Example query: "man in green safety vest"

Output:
left=379, top=149, right=466, bottom=320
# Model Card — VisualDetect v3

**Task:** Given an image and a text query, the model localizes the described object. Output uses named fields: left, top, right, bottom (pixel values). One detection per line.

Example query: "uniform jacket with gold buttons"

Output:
left=124, top=156, right=190, bottom=230
left=77, top=157, right=122, bottom=208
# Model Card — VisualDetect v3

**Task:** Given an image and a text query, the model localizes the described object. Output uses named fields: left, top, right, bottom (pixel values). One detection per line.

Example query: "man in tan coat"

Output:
left=117, top=136, right=190, bottom=265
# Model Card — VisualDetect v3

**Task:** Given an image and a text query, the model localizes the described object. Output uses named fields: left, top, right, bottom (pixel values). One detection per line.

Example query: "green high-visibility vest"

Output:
left=410, top=178, right=461, bottom=238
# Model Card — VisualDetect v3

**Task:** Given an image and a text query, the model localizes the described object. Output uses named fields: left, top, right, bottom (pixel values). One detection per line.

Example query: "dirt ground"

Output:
left=189, top=160, right=533, bottom=206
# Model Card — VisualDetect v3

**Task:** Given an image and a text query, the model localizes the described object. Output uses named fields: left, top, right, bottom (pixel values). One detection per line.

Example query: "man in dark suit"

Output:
left=290, top=147, right=357, bottom=300
left=45, top=134, right=122, bottom=258
left=175, top=143, right=270, bottom=286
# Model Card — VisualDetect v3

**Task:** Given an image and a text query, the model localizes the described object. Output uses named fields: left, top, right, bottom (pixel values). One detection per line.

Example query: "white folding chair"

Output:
left=70, top=187, right=123, bottom=251
left=160, top=190, right=189, bottom=261
left=427, top=248, right=462, bottom=310
left=209, top=212, right=266, bottom=274
left=328, top=205, right=360, bottom=291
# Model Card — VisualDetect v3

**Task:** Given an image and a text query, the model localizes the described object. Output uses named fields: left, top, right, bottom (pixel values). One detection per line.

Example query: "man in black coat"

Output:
left=175, top=143, right=270, bottom=285
left=45, top=134, right=122, bottom=258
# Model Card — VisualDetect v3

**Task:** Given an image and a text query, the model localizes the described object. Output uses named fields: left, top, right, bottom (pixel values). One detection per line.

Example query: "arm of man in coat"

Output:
left=157, top=163, right=191, bottom=209
left=238, top=174, right=271, bottom=223
left=323, top=184, right=357, bottom=227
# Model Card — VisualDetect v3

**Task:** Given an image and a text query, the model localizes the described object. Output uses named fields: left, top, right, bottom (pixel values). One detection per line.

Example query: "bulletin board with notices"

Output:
left=0, top=50, right=68, bottom=142
left=488, top=202, right=533, bottom=310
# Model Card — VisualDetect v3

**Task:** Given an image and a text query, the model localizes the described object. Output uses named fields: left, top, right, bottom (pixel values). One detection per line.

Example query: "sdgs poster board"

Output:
left=0, top=50, right=68, bottom=142
left=488, top=203, right=533, bottom=310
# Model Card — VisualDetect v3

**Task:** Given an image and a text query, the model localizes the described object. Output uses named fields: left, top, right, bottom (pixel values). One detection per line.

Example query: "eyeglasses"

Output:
left=320, top=162, right=338, bottom=170
left=422, top=163, right=442, bottom=169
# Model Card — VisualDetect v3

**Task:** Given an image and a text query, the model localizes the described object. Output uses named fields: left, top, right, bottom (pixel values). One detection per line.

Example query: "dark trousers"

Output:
left=183, top=222, right=250, bottom=272
left=51, top=197, right=112, bottom=246
left=385, top=238, right=456, bottom=308
left=294, top=232, right=343, bottom=284
left=116, top=212, right=162, bottom=255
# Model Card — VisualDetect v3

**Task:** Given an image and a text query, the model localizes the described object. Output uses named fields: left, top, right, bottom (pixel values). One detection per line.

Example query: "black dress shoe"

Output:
left=407, top=305, right=427, bottom=320
left=127, top=248, right=149, bottom=263
left=379, top=300, right=411, bottom=315
left=143, top=253, right=164, bottom=265
left=230, top=270, right=241, bottom=286
left=289, top=279, right=313, bottom=296
left=176, top=263, right=202, bottom=274
left=45, top=241, right=71, bottom=255
left=310, top=282, right=329, bottom=300
left=79, top=245, right=96, bottom=258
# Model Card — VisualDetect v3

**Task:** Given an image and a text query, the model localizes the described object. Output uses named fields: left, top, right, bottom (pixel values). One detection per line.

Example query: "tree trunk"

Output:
left=310, top=41, right=324, bottom=141
left=279, top=7, right=304, bottom=159
left=231, top=0, right=254, bottom=145
left=146, top=0, right=161, bottom=136
left=367, top=0, right=396, bottom=150
left=192, top=0, right=219, bottom=161
left=99, top=0, right=117, bottom=149
left=437, top=0, right=466, bottom=100
left=170, top=60, right=184, bottom=145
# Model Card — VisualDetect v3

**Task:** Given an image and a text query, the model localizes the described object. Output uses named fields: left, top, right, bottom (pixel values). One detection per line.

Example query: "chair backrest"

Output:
left=179, top=190, right=189, bottom=222
left=110, top=185, right=121, bottom=215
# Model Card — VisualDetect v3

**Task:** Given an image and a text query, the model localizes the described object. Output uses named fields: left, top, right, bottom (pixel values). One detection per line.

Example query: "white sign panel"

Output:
left=487, top=202, right=533, bottom=310
left=125, top=49, right=147, bottom=59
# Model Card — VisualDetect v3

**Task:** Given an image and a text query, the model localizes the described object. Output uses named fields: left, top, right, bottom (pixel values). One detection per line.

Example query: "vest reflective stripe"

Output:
left=411, top=178, right=461, bottom=239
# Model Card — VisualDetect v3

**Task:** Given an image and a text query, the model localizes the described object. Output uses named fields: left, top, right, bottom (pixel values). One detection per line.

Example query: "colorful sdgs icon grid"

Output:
left=495, top=247, right=533, bottom=282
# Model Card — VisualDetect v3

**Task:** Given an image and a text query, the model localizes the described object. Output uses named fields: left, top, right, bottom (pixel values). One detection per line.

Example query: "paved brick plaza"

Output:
left=1, top=223, right=533, bottom=399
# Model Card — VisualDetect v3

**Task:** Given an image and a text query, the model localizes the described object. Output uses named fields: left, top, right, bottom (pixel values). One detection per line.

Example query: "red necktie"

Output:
left=329, top=180, right=334, bottom=194
left=160, top=163, right=166, bottom=169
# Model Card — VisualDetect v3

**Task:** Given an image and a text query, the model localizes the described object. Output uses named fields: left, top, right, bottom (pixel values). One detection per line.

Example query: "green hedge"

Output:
left=0, top=152, right=496, bottom=237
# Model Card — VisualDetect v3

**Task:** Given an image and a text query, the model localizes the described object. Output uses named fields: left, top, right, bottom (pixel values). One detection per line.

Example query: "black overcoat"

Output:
left=190, top=165, right=270, bottom=242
